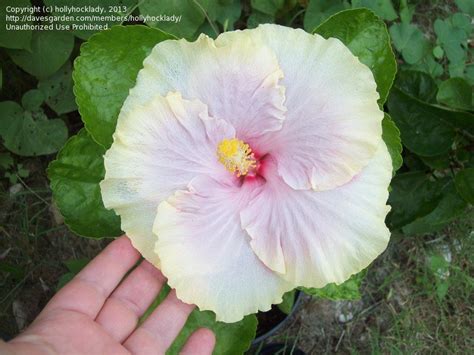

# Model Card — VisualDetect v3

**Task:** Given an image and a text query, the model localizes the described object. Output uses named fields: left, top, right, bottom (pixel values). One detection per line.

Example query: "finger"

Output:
left=181, top=328, right=216, bottom=355
left=40, top=236, right=140, bottom=319
left=95, top=260, right=166, bottom=342
left=124, top=289, right=194, bottom=353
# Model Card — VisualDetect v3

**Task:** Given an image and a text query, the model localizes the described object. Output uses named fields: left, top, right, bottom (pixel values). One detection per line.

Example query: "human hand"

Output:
left=0, top=236, right=215, bottom=355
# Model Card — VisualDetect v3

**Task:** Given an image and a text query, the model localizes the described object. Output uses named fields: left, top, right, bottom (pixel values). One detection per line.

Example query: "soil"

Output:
left=255, top=305, right=288, bottom=338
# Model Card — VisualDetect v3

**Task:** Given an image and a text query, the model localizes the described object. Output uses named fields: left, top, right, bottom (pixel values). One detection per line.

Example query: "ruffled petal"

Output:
left=240, top=142, right=392, bottom=287
left=121, top=33, right=286, bottom=144
left=153, top=175, right=292, bottom=323
left=220, top=25, right=383, bottom=191
left=101, top=93, right=235, bottom=265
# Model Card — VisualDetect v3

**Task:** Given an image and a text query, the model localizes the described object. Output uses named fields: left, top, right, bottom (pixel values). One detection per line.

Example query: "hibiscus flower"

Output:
left=100, top=24, right=392, bottom=323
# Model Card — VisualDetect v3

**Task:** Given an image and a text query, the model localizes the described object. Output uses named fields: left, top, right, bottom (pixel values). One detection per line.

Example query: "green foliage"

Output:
left=301, top=271, right=366, bottom=301
left=38, top=62, right=77, bottom=115
left=434, top=13, right=471, bottom=76
left=73, top=25, right=173, bottom=148
left=303, top=0, right=349, bottom=32
left=139, top=0, right=205, bottom=39
left=389, top=22, right=430, bottom=64
left=169, top=310, right=257, bottom=354
left=315, top=8, right=396, bottom=105
left=43, top=0, right=137, bottom=39
left=0, top=0, right=32, bottom=50
left=6, top=31, right=74, bottom=79
left=56, top=258, right=90, bottom=290
left=352, top=0, right=397, bottom=21
left=47, top=129, right=123, bottom=238
left=382, top=114, right=403, bottom=174
left=436, top=77, right=472, bottom=111
left=0, top=100, right=68, bottom=156
left=455, top=168, right=474, bottom=204
left=277, top=289, right=296, bottom=315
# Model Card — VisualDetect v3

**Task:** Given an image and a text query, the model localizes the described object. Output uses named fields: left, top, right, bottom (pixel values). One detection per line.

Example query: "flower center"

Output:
left=217, top=138, right=257, bottom=177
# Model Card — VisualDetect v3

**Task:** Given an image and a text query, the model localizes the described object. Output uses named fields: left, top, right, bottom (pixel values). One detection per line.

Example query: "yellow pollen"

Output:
left=217, top=138, right=257, bottom=177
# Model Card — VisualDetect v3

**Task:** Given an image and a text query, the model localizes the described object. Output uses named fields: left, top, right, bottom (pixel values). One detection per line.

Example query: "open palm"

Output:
left=2, top=237, right=215, bottom=355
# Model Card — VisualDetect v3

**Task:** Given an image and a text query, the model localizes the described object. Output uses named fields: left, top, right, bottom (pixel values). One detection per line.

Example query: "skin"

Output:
left=0, top=236, right=216, bottom=355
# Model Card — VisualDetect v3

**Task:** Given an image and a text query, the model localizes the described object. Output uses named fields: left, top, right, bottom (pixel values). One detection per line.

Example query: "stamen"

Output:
left=217, top=138, right=257, bottom=177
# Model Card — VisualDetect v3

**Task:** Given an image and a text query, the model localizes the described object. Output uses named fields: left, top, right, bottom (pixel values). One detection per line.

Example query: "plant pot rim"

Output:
left=251, top=290, right=303, bottom=346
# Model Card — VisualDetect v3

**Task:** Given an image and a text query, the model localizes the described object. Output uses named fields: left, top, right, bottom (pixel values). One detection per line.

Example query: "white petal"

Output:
left=101, top=93, right=235, bottom=265
left=240, top=142, right=392, bottom=287
left=121, top=33, right=286, bottom=146
left=153, top=175, right=292, bottom=323
left=220, top=24, right=383, bottom=191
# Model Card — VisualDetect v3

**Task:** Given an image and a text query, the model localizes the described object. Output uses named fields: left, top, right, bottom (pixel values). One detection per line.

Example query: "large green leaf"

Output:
left=395, top=70, right=438, bottom=103
left=382, top=113, right=403, bottom=174
left=47, top=129, right=122, bottom=238
left=0, top=101, right=68, bottom=156
left=7, top=31, right=74, bottom=79
left=301, top=271, right=366, bottom=301
left=388, top=172, right=447, bottom=229
left=140, top=0, right=205, bottom=39
left=455, top=168, right=474, bottom=204
left=314, top=8, right=396, bottom=105
left=436, top=77, right=472, bottom=111
left=387, top=87, right=456, bottom=157
left=73, top=25, right=174, bottom=148
left=203, top=0, right=242, bottom=30
left=43, top=0, right=137, bottom=40
left=402, top=181, right=467, bottom=234
left=0, top=0, right=32, bottom=50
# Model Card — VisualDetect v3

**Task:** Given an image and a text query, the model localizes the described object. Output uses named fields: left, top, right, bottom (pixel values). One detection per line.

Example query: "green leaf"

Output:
left=419, top=154, right=451, bottom=170
left=0, top=0, right=32, bottom=50
left=387, top=87, right=456, bottom=156
left=315, top=8, right=396, bottom=105
left=0, top=152, right=13, bottom=170
left=402, top=181, right=467, bottom=234
left=433, top=45, right=444, bottom=59
left=202, top=0, right=242, bottom=30
left=7, top=31, right=74, bottom=79
left=389, top=22, right=430, bottom=64
left=408, top=53, right=444, bottom=78
left=43, top=0, right=137, bottom=40
left=434, top=13, right=471, bottom=65
left=437, top=77, right=472, bottom=111
left=0, top=101, right=68, bottom=156
left=455, top=0, right=474, bottom=16
left=47, top=129, right=122, bottom=238
left=247, top=10, right=274, bottom=28
left=277, top=290, right=296, bottom=315
left=57, top=258, right=90, bottom=290
left=140, top=0, right=205, bottom=39
left=382, top=113, right=403, bottom=174
left=301, top=271, right=365, bottom=300
left=352, top=0, right=397, bottom=21
left=21, top=89, right=45, bottom=111
left=169, top=310, right=257, bottom=355
left=74, top=25, right=174, bottom=148
left=251, top=0, right=285, bottom=16
left=455, top=168, right=474, bottom=204
left=399, top=0, right=414, bottom=24
left=395, top=70, right=438, bottom=103
left=304, top=0, right=349, bottom=32
left=388, top=172, right=447, bottom=229
left=38, top=62, right=77, bottom=115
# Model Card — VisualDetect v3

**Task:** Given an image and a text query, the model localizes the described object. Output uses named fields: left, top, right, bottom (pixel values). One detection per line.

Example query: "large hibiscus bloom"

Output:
left=101, top=24, right=392, bottom=323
